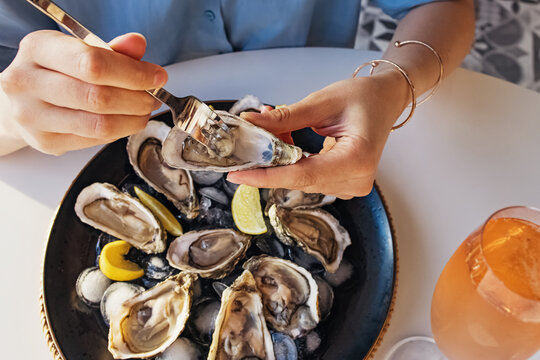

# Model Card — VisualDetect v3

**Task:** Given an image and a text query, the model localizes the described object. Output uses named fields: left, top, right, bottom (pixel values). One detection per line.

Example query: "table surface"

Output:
left=1, top=47, right=539, bottom=360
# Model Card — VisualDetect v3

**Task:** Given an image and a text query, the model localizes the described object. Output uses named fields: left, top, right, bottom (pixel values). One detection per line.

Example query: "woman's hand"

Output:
left=0, top=30, right=167, bottom=155
left=226, top=71, right=409, bottom=199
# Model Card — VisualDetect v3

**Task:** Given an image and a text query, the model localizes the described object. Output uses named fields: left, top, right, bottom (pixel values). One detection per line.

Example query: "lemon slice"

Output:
left=99, top=241, right=144, bottom=281
left=232, top=184, right=267, bottom=235
left=134, top=186, right=183, bottom=237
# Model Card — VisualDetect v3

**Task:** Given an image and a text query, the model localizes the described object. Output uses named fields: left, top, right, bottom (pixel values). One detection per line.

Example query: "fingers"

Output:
left=108, top=33, right=147, bottom=60
left=14, top=100, right=150, bottom=139
left=30, top=68, right=159, bottom=115
left=240, top=93, right=331, bottom=134
left=227, top=139, right=374, bottom=195
left=22, top=30, right=167, bottom=90
left=22, top=130, right=113, bottom=156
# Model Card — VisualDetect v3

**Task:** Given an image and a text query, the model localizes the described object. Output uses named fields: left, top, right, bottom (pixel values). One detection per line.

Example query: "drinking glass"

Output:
left=431, top=206, right=540, bottom=359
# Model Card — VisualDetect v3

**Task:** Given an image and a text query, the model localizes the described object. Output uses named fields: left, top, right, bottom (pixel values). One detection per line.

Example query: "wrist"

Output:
left=370, top=68, right=411, bottom=112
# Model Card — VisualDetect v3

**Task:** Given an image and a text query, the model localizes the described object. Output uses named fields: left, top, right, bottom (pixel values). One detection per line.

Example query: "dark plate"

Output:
left=40, top=101, right=397, bottom=360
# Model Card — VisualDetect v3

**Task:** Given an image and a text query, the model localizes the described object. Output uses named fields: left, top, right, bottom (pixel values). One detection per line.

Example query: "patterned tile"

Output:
left=354, top=0, right=540, bottom=92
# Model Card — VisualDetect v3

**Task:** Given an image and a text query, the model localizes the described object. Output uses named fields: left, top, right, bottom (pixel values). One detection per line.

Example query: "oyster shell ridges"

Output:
left=268, top=204, right=351, bottom=273
left=107, top=272, right=197, bottom=359
left=161, top=110, right=302, bottom=172
left=243, top=255, right=320, bottom=339
left=208, top=270, right=275, bottom=360
left=74, top=182, right=166, bottom=254
left=166, top=229, right=251, bottom=279
left=127, top=120, right=199, bottom=219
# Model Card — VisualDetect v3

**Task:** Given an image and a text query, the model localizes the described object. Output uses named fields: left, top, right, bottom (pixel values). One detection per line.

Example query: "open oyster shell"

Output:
left=75, top=182, right=166, bottom=254
left=161, top=110, right=302, bottom=172
left=268, top=204, right=351, bottom=273
left=108, top=272, right=197, bottom=359
left=167, top=229, right=251, bottom=279
left=127, top=120, right=199, bottom=219
left=208, top=270, right=275, bottom=360
left=265, top=188, right=336, bottom=214
left=243, top=255, right=320, bottom=339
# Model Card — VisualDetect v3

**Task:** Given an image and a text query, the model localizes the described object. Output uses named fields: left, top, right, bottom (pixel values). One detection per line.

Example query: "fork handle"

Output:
left=25, top=0, right=174, bottom=107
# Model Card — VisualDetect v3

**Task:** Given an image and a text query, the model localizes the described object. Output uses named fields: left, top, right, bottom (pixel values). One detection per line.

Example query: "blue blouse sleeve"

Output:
left=0, top=0, right=58, bottom=70
left=374, top=0, right=441, bottom=19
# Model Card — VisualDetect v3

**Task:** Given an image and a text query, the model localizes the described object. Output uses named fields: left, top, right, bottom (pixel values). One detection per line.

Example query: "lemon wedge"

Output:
left=134, top=186, right=183, bottom=237
left=231, top=184, right=267, bottom=235
left=99, top=241, right=144, bottom=281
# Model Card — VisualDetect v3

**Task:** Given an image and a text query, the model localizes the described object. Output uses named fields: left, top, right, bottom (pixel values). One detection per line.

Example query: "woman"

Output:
left=0, top=0, right=474, bottom=198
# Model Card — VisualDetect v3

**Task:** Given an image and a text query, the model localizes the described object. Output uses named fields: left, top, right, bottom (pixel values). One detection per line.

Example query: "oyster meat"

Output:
left=243, top=255, right=320, bottom=339
left=268, top=204, right=351, bottom=273
left=127, top=120, right=199, bottom=219
left=108, top=272, right=197, bottom=359
left=167, top=229, right=251, bottom=279
left=265, top=188, right=336, bottom=213
left=208, top=270, right=275, bottom=360
left=75, top=183, right=166, bottom=254
left=161, top=110, right=302, bottom=172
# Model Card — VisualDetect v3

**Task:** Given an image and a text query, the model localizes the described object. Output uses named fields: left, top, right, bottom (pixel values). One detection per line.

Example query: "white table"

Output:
left=1, top=48, right=539, bottom=360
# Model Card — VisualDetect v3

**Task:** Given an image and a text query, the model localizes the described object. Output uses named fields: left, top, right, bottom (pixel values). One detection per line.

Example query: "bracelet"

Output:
left=393, top=40, right=443, bottom=105
left=352, top=59, right=416, bottom=131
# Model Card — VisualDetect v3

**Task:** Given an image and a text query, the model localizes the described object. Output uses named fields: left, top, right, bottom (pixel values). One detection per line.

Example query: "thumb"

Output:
left=108, top=33, right=147, bottom=60
left=240, top=96, right=327, bottom=134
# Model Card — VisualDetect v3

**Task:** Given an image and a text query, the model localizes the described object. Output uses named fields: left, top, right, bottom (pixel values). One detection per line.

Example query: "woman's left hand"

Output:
left=226, top=70, right=409, bottom=199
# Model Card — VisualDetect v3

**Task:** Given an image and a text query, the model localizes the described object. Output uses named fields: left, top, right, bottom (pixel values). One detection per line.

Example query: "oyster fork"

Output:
left=26, top=0, right=233, bottom=156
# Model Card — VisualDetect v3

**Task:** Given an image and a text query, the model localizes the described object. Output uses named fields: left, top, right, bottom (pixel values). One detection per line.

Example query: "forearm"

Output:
left=375, top=0, right=475, bottom=112
left=0, top=75, right=26, bottom=156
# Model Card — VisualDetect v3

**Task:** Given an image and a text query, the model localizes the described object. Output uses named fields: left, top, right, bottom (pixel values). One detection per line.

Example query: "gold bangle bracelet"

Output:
left=394, top=40, right=444, bottom=105
left=352, top=59, right=416, bottom=131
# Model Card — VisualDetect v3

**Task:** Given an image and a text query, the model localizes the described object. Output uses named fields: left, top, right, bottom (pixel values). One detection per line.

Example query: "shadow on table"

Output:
left=0, top=146, right=101, bottom=209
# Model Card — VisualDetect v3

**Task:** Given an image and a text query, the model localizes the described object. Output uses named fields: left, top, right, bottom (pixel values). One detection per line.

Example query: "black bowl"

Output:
left=40, top=101, right=397, bottom=360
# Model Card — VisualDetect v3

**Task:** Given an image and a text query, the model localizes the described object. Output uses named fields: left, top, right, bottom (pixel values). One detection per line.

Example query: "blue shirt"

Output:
left=0, top=0, right=437, bottom=71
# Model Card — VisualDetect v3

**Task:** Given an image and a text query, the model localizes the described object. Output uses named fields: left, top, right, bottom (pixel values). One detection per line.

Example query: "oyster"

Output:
left=108, top=272, right=197, bottom=359
left=243, top=255, right=320, bottom=339
left=167, top=229, right=251, bottom=279
left=265, top=189, right=336, bottom=213
left=268, top=204, right=351, bottom=273
left=161, top=110, right=302, bottom=172
left=75, top=183, right=166, bottom=254
left=208, top=270, right=275, bottom=360
left=127, top=120, right=199, bottom=219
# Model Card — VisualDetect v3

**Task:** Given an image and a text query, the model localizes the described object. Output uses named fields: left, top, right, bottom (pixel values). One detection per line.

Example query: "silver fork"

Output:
left=26, top=0, right=234, bottom=156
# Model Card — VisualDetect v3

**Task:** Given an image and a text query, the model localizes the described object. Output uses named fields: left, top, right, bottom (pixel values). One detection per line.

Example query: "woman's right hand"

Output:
left=0, top=30, right=167, bottom=155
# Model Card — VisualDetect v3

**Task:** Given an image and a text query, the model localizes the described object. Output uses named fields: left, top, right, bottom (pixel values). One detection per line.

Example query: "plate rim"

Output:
left=39, top=104, right=398, bottom=360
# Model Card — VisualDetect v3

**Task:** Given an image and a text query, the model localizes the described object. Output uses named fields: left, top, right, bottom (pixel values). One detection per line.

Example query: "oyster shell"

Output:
left=75, top=182, right=166, bottom=254
left=161, top=110, right=302, bottom=172
left=243, top=255, right=320, bottom=339
left=127, top=120, right=199, bottom=219
left=167, top=229, right=251, bottom=279
left=265, top=189, right=336, bottom=213
left=268, top=204, right=351, bottom=273
left=208, top=270, right=275, bottom=360
left=108, top=272, right=197, bottom=359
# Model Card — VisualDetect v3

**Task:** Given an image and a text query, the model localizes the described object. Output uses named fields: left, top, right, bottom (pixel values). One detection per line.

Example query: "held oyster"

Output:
left=75, top=182, right=166, bottom=254
left=161, top=110, right=302, bottom=172
left=243, top=255, right=320, bottom=339
left=108, top=272, right=197, bottom=359
left=268, top=204, right=351, bottom=273
left=265, top=188, right=336, bottom=213
left=127, top=120, right=199, bottom=219
left=208, top=270, right=275, bottom=360
left=167, top=229, right=251, bottom=279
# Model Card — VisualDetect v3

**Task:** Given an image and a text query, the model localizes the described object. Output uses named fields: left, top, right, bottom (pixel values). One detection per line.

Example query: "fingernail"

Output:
left=226, top=174, right=240, bottom=184
left=153, top=69, right=168, bottom=87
